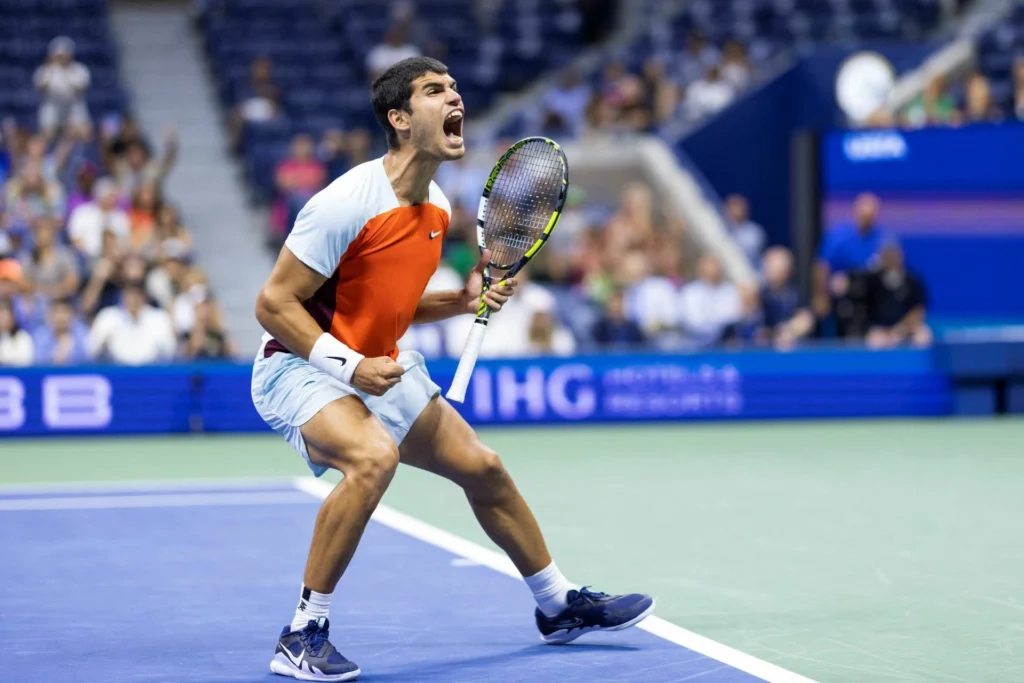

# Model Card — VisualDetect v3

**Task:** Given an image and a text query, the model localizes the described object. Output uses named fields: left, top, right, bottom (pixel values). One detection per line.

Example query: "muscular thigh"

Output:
left=399, top=395, right=495, bottom=484
left=301, top=395, right=397, bottom=474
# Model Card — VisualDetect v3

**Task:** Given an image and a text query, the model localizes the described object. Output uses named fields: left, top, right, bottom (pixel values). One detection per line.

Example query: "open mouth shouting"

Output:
left=443, top=108, right=464, bottom=148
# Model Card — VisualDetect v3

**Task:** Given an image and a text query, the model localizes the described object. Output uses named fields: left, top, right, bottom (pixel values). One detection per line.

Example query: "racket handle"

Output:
left=446, top=320, right=487, bottom=403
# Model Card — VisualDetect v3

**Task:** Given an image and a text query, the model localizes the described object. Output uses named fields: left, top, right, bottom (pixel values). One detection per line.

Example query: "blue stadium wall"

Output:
left=677, top=44, right=936, bottom=248
left=0, top=348, right=959, bottom=437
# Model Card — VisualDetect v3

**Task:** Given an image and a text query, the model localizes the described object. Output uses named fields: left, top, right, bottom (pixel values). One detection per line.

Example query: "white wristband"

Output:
left=308, top=333, right=364, bottom=386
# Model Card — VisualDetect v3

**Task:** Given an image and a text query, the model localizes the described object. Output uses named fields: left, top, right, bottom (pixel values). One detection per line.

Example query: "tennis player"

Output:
left=252, top=57, right=653, bottom=681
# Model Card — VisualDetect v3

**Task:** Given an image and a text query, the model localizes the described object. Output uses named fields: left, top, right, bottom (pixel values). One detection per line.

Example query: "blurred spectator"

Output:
left=80, top=232, right=130, bottom=317
left=4, top=160, right=66, bottom=228
left=758, top=247, right=814, bottom=350
left=592, top=287, right=644, bottom=348
left=964, top=72, right=1002, bottom=124
left=621, top=248, right=679, bottom=343
left=19, top=216, right=80, bottom=301
left=678, top=253, right=741, bottom=348
left=68, top=178, right=130, bottom=262
left=88, top=282, right=176, bottom=365
left=902, top=75, right=957, bottom=128
left=540, top=68, right=592, bottom=138
left=129, top=181, right=162, bottom=251
left=66, top=160, right=101, bottom=216
left=112, top=126, right=178, bottom=194
left=229, top=57, right=283, bottom=152
left=185, top=298, right=236, bottom=360
left=590, top=64, right=651, bottom=132
left=684, top=66, right=736, bottom=120
left=105, top=116, right=148, bottom=164
left=528, top=309, right=577, bottom=356
left=171, top=267, right=209, bottom=339
left=366, top=23, right=422, bottom=82
left=720, top=40, right=752, bottom=91
left=33, top=37, right=91, bottom=140
left=676, top=32, right=720, bottom=85
left=0, top=297, right=33, bottom=366
left=724, top=194, right=766, bottom=266
left=640, top=58, right=679, bottom=127
left=865, top=242, right=932, bottom=349
left=813, top=192, right=891, bottom=319
left=33, top=298, right=89, bottom=365
left=272, top=134, right=326, bottom=240
left=603, top=182, right=657, bottom=258
left=146, top=239, right=192, bottom=309
left=152, top=204, right=193, bottom=257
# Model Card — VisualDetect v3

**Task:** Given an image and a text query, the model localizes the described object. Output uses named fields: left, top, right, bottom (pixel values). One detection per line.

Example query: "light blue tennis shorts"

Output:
left=251, top=343, right=441, bottom=476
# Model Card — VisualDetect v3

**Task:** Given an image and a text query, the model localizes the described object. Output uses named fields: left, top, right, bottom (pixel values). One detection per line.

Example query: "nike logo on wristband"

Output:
left=325, top=356, right=347, bottom=366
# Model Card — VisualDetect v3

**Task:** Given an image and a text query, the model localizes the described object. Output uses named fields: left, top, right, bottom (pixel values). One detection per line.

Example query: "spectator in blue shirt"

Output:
left=33, top=298, right=89, bottom=365
left=812, top=192, right=891, bottom=323
left=592, top=288, right=645, bottom=348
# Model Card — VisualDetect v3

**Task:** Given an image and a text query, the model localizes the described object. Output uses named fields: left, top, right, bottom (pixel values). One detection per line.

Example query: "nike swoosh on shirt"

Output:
left=325, top=356, right=347, bottom=366
left=429, top=230, right=443, bottom=239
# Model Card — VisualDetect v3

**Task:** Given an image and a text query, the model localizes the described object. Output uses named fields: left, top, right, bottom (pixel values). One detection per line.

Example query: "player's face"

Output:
left=407, top=72, right=465, bottom=160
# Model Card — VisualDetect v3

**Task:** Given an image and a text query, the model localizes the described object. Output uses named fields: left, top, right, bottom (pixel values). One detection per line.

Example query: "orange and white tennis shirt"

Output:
left=262, top=158, right=451, bottom=360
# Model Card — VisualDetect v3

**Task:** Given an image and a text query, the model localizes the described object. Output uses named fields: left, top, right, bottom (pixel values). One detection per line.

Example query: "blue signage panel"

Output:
left=0, top=349, right=949, bottom=438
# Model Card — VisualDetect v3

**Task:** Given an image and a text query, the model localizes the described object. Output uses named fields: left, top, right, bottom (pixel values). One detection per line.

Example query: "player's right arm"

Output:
left=254, top=194, right=404, bottom=397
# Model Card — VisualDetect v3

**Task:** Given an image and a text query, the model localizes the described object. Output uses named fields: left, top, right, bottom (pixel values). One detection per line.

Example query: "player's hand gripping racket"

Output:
left=446, top=137, right=569, bottom=403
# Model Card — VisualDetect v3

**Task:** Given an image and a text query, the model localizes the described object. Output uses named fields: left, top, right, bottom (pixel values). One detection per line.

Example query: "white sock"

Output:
left=524, top=562, right=577, bottom=618
left=290, top=585, right=332, bottom=632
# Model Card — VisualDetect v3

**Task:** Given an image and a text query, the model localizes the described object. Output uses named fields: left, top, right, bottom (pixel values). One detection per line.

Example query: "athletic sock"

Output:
left=290, top=585, right=332, bottom=632
left=524, top=562, right=577, bottom=618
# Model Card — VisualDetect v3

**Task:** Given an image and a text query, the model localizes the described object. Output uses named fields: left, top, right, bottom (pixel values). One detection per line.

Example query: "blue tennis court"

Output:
left=0, top=479, right=785, bottom=683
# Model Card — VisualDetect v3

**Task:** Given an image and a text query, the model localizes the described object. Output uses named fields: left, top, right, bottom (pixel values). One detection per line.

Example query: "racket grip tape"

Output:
left=446, top=320, right=487, bottom=403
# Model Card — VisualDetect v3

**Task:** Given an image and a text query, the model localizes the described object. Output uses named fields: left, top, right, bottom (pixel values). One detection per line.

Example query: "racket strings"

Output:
left=484, top=141, right=564, bottom=268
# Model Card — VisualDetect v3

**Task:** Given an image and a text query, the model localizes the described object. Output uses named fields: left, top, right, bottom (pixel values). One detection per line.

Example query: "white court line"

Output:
left=293, top=476, right=818, bottom=683
left=0, top=490, right=316, bottom=511
left=0, top=476, right=297, bottom=495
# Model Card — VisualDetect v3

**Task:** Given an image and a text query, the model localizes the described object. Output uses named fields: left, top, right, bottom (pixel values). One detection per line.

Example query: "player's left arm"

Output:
left=413, top=249, right=517, bottom=323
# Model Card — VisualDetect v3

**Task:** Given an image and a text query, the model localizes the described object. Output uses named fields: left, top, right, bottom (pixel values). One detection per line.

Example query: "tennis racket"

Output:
left=445, top=136, right=569, bottom=403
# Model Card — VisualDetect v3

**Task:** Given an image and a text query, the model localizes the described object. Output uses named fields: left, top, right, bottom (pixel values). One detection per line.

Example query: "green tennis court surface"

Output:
left=3, top=419, right=1022, bottom=682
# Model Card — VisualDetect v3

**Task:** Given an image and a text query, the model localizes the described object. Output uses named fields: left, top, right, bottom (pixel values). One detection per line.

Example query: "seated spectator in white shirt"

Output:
left=724, top=194, right=767, bottom=266
left=685, top=66, right=736, bottom=120
left=678, top=254, right=742, bottom=348
left=68, top=178, right=130, bottom=262
left=620, top=250, right=679, bottom=342
left=88, top=283, right=176, bottom=365
left=0, top=297, right=33, bottom=367
left=366, top=24, right=422, bottom=81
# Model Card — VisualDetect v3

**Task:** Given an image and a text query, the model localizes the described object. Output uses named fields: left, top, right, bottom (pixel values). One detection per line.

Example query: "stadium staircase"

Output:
left=111, top=0, right=273, bottom=355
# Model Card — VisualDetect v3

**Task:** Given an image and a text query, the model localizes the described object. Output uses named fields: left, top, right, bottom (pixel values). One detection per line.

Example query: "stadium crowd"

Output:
left=0, top=37, right=235, bottom=367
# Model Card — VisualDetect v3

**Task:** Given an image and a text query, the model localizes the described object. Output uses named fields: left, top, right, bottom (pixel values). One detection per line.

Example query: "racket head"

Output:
left=475, top=136, right=569, bottom=274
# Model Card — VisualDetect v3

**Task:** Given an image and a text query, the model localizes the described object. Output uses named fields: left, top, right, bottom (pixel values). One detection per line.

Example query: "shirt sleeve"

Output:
left=284, top=187, right=364, bottom=278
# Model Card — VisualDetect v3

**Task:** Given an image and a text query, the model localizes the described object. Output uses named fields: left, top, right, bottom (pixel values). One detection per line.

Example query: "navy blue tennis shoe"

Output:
left=536, top=587, right=656, bottom=644
left=270, top=618, right=360, bottom=681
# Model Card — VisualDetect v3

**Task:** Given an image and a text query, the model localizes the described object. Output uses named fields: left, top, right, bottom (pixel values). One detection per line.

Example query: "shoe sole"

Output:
left=541, top=599, right=657, bottom=645
left=270, top=652, right=361, bottom=681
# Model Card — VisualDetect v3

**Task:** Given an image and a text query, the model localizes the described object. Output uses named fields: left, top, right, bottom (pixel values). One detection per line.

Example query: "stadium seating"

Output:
left=0, top=0, right=129, bottom=126
left=199, top=0, right=587, bottom=201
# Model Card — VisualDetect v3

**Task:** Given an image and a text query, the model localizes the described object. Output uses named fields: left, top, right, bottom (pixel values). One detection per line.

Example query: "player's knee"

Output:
left=463, top=446, right=511, bottom=499
left=345, top=439, right=400, bottom=492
